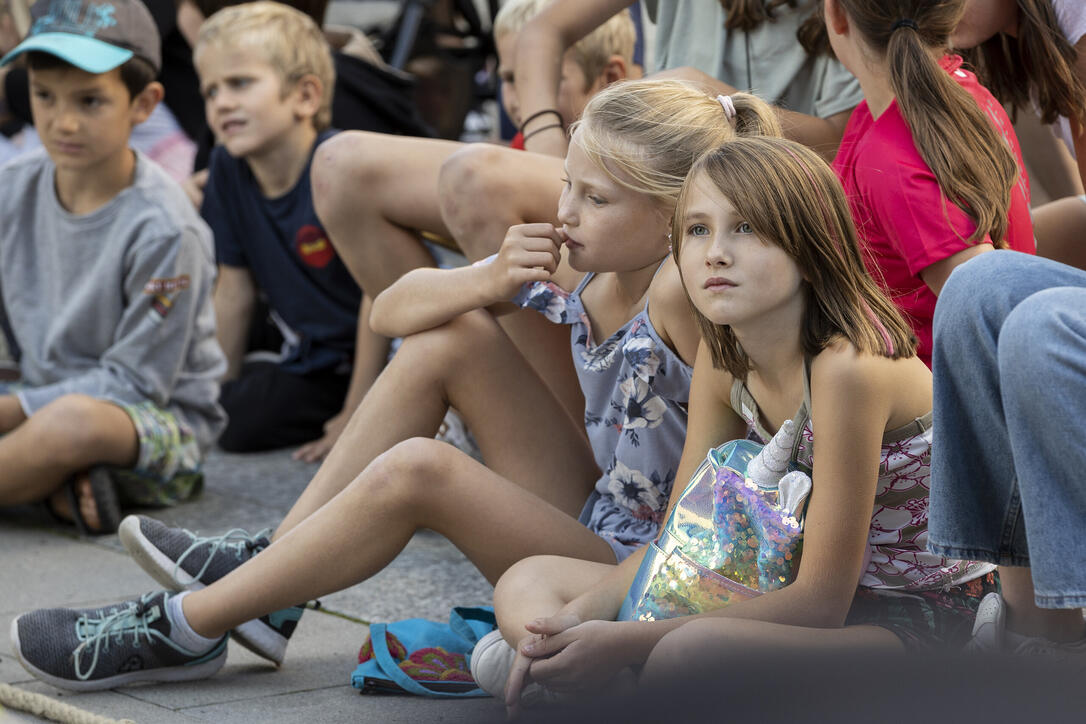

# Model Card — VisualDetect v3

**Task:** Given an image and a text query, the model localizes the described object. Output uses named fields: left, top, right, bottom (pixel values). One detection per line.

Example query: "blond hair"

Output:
left=672, top=137, right=917, bottom=378
left=196, top=1, right=335, bottom=130
left=494, top=0, right=636, bottom=83
left=570, top=79, right=782, bottom=210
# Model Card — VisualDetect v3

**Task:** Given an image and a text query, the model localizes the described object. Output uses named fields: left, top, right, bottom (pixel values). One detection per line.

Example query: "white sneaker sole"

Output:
left=118, top=516, right=287, bottom=665
left=9, top=616, right=226, bottom=692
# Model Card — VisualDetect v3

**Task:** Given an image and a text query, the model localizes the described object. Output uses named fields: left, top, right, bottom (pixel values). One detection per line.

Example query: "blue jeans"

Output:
left=928, top=251, right=1086, bottom=608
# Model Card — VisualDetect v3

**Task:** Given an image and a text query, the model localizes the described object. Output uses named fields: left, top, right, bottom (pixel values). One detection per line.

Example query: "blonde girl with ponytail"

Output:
left=10, top=80, right=785, bottom=692
left=827, top=0, right=1036, bottom=367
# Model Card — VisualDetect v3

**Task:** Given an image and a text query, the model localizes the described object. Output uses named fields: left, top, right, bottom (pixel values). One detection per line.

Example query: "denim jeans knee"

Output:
left=929, top=252, right=1086, bottom=608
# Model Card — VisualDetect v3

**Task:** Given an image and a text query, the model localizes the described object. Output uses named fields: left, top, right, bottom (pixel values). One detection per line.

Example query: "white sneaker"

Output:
left=968, top=592, right=1086, bottom=660
left=968, top=592, right=1006, bottom=653
left=470, top=629, right=517, bottom=697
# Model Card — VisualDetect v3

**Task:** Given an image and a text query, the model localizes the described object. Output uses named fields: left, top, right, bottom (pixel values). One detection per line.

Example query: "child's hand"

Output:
left=292, top=409, right=349, bottom=463
left=488, top=223, right=564, bottom=301
left=182, top=169, right=209, bottom=209
left=505, top=619, right=635, bottom=717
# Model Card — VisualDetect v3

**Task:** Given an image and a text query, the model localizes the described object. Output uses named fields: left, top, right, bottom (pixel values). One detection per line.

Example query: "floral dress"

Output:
left=515, top=272, right=693, bottom=562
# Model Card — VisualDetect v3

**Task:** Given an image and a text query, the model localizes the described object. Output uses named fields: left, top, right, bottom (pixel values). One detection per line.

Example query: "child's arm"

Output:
left=213, top=265, right=257, bottom=382
left=370, top=223, right=566, bottom=337
left=514, top=0, right=634, bottom=156
left=16, top=228, right=221, bottom=416
left=919, top=243, right=993, bottom=296
left=509, top=346, right=898, bottom=704
left=294, top=294, right=389, bottom=462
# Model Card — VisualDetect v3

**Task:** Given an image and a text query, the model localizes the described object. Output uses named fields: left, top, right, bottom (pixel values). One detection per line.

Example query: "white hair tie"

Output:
left=717, top=94, right=736, bottom=121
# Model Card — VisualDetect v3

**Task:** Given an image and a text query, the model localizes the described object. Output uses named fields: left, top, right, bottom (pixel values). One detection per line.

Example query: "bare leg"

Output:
left=311, top=131, right=466, bottom=295
left=640, top=617, right=902, bottom=690
left=495, top=555, right=617, bottom=645
left=1000, top=567, right=1086, bottom=643
left=1032, top=196, right=1086, bottom=272
left=183, top=438, right=616, bottom=638
left=276, top=309, right=598, bottom=537
left=0, top=394, right=137, bottom=505
left=438, top=144, right=585, bottom=425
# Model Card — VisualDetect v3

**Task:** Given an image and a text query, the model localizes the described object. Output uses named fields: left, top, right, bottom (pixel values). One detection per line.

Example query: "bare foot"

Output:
left=47, top=474, right=102, bottom=531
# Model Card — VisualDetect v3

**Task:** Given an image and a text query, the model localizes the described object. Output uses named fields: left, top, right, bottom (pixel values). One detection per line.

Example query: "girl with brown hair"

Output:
left=953, top=0, right=1086, bottom=269
left=827, top=0, right=1036, bottom=367
left=489, top=138, right=994, bottom=712
left=9, top=80, right=782, bottom=691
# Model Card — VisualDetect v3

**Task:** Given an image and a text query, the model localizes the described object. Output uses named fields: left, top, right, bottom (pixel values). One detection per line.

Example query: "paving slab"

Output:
left=0, top=445, right=501, bottom=723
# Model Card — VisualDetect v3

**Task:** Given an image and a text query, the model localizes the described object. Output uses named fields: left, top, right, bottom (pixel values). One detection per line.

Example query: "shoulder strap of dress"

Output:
left=572, top=271, right=596, bottom=296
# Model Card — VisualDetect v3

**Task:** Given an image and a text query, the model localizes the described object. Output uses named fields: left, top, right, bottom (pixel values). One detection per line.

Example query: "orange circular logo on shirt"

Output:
left=295, top=224, right=335, bottom=268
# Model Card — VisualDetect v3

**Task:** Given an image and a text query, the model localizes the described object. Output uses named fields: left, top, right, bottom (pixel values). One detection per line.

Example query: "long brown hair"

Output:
left=959, top=0, right=1086, bottom=126
left=840, top=0, right=1019, bottom=246
left=672, top=137, right=917, bottom=379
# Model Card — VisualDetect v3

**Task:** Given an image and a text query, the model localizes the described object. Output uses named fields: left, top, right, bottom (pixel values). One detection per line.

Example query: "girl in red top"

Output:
left=825, top=0, right=1036, bottom=367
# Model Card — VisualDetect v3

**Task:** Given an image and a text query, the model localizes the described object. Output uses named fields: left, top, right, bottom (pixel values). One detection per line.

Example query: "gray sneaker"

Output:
left=119, top=515, right=303, bottom=665
left=10, top=591, right=227, bottom=692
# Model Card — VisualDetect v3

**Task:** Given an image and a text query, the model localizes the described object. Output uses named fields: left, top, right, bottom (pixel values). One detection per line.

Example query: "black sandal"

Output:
left=49, top=466, right=123, bottom=535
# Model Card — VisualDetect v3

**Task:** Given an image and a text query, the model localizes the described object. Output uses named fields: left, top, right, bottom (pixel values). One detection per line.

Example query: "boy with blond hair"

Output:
left=195, top=2, right=385, bottom=459
left=311, top=0, right=637, bottom=422
left=0, top=0, right=226, bottom=534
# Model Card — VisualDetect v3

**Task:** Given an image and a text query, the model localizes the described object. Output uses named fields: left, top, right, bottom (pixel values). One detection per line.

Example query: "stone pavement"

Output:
left=0, top=447, right=506, bottom=723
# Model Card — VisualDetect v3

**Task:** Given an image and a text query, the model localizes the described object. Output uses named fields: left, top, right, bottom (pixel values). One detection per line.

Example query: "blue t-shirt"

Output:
left=201, top=129, right=361, bottom=375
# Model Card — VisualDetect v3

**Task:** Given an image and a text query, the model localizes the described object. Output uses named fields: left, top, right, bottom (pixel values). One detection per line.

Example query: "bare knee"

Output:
left=312, top=131, right=395, bottom=224
left=494, top=555, right=568, bottom=634
left=355, top=436, right=459, bottom=504
left=396, top=309, right=506, bottom=380
left=438, top=144, right=522, bottom=259
left=27, top=394, right=134, bottom=468
left=641, top=619, right=732, bottom=688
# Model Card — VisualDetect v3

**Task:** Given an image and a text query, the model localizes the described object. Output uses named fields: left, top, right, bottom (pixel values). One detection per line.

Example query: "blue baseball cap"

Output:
left=1, top=0, right=161, bottom=73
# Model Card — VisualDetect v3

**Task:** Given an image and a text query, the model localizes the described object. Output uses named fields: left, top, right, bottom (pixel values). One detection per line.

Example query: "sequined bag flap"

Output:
left=618, top=432, right=811, bottom=622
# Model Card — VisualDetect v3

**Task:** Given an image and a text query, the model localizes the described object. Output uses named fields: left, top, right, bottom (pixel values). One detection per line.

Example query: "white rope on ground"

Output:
left=0, top=683, right=135, bottom=724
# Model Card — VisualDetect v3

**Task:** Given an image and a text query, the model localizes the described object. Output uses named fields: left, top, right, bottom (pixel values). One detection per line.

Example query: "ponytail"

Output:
left=572, top=80, right=781, bottom=209
left=841, top=0, right=1019, bottom=246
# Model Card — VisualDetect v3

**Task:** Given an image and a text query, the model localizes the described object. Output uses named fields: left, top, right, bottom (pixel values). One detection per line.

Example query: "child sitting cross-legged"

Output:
left=0, top=0, right=225, bottom=535
left=195, top=2, right=385, bottom=460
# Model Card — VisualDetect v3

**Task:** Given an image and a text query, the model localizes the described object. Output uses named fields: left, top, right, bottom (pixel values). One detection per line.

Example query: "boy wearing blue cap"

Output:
left=0, top=0, right=226, bottom=534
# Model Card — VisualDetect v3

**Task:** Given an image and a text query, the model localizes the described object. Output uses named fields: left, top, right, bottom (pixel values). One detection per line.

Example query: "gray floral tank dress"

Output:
left=515, top=271, right=693, bottom=561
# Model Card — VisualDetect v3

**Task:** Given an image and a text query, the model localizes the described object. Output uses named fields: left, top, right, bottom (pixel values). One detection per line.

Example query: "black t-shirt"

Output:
left=201, top=129, right=362, bottom=376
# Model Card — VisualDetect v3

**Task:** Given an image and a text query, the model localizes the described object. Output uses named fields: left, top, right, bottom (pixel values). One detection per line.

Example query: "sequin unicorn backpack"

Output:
left=618, top=418, right=812, bottom=621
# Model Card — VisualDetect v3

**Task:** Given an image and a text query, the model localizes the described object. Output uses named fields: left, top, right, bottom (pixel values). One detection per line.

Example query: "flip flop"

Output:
left=56, top=467, right=123, bottom=536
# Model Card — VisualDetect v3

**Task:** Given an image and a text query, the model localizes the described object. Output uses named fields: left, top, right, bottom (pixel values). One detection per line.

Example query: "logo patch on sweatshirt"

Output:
left=144, top=276, right=190, bottom=320
left=143, top=275, right=190, bottom=295
left=295, top=225, right=335, bottom=268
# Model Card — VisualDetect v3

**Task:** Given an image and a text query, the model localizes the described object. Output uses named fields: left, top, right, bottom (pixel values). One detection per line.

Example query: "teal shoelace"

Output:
left=72, top=593, right=190, bottom=681
left=173, top=527, right=273, bottom=583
